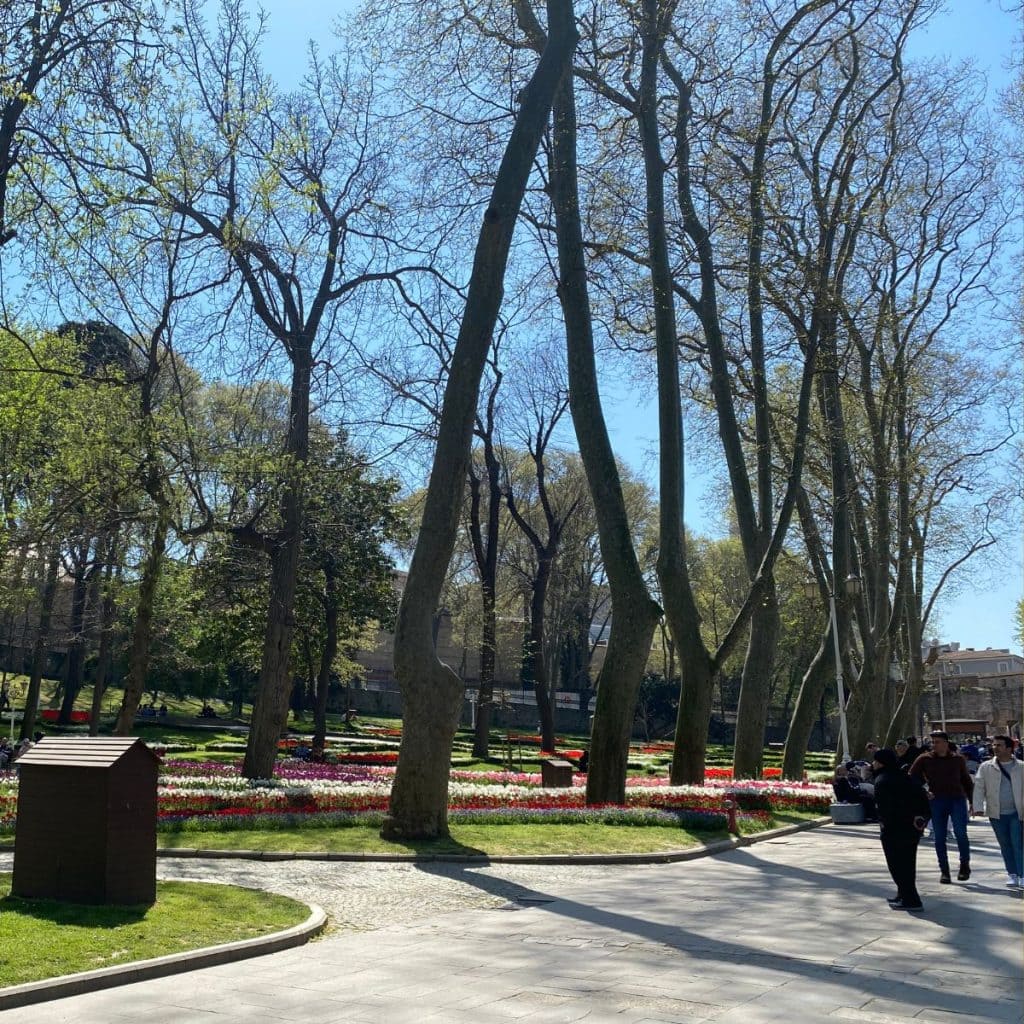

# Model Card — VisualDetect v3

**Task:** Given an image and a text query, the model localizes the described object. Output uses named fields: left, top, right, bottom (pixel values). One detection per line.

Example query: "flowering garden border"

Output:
left=0, top=756, right=831, bottom=838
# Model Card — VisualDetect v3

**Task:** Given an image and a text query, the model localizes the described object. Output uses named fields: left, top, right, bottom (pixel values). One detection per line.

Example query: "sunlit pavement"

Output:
left=2, top=819, right=1021, bottom=1022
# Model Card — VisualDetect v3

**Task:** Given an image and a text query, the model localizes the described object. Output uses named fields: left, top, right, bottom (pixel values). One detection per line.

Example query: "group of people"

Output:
left=0, top=731, right=44, bottom=769
left=831, top=736, right=926, bottom=821
left=859, top=731, right=1024, bottom=912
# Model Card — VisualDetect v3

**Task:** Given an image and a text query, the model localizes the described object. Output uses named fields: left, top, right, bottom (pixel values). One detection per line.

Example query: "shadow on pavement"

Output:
left=416, top=828, right=1021, bottom=1019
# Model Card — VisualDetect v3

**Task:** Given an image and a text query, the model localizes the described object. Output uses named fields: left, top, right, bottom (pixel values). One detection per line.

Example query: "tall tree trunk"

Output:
left=782, top=628, right=831, bottom=779
left=885, top=659, right=925, bottom=746
left=243, top=351, right=312, bottom=779
left=84, top=543, right=117, bottom=734
left=313, top=569, right=339, bottom=751
left=58, top=555, right=91, bottom=725
left=635, top=0, right=714, bottom=790
left=671, top=642, right=716, bottom=784
left=547, top=48, right=661, bottom=805
left=469, top=384, right=503, bottom=760
left=114, top=506, right=171, bottom=734
left=847, top=640, right=891, bottom=752
left=383, top=1, right=577, bottom=838
left=472, top=585, right=497, bottom=756
left=21, top=549, right=59, bottom=740
left=733, top=582, right=781, bottom=778
left=531, top=556, right=556, bottom=753
left=88, top=569, right=117, bottom=736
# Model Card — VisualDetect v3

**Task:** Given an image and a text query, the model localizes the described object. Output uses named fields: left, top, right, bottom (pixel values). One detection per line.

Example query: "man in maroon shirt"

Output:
left=910, top=730, right=974, bottom=884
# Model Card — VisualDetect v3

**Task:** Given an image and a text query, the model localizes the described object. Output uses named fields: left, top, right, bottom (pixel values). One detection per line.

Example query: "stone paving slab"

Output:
left=1, top=819, right=1021, bottom=1022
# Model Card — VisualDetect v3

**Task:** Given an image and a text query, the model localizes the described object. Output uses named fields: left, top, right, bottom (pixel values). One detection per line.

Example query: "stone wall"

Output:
left=919, top=682, right=1022, bottom=735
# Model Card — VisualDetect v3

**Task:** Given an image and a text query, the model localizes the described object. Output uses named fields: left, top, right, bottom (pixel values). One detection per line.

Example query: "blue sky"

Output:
left=240, top=0, right=1022, bottom=653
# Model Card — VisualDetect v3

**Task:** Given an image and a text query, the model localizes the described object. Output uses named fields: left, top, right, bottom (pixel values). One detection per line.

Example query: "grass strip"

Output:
left=155, top=811, right=821, bottom=857
left=0, top=876, right=309, bottom=989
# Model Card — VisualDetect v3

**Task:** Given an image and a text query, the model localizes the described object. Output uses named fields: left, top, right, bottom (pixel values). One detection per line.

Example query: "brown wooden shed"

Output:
left=12, top=736, right=160, bottom=905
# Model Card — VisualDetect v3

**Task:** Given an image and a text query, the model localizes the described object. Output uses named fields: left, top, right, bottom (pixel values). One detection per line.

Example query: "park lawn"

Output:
left=23, top=680, right=251, bottom=722
left=0, top=876, right=309, bottom=990
left=156, top=811, right=824, bottom=857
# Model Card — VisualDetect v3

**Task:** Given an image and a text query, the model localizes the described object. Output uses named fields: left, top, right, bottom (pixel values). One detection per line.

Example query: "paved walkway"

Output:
left=2, top=820, right=1021, bottom=1022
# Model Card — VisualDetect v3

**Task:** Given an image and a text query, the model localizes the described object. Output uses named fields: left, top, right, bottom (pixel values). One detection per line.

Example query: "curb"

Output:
left=0, top=901, right=327, bottom=1011
left=151, top=815, right=833, bottom=865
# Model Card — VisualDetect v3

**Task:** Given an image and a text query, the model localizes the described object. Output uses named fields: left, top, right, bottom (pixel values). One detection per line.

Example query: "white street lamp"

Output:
left=805, top=573, right=862, bottom=763
left=937, top=658, right=947, bottom=731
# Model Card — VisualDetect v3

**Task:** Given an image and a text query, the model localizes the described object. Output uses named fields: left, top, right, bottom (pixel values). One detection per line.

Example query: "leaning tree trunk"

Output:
left=20, top=549, right=59, bottom=740
left=547, top=55, right=661, bottom=804
left=383, top=1, right=578, bottom=838
left=114, top=506, right=171, bottom=734
left=732, top=580, right=781, bottom=778
left=243, top=351, right=312, bottom=780
left=782, top=628, right=831, bottom=779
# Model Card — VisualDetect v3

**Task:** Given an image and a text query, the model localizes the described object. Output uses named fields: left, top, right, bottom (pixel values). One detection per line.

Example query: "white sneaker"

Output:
left=1007, top=874, right=1019, bottom=887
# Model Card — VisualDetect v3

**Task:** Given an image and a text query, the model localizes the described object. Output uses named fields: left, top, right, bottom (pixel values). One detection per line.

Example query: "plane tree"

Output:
left=69, top=0, right=439, bottom=777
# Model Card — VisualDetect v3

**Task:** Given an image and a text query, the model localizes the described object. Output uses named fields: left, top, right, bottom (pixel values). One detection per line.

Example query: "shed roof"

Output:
left=16, top=736, right=161, bottom=768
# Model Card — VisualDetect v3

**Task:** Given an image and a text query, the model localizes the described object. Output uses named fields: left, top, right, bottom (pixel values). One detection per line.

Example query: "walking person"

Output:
left=873, top=748, right=930, bottom=911
left=972, top=735, right=1023, bottom=887
left=910, top=730, right=974, bottom=883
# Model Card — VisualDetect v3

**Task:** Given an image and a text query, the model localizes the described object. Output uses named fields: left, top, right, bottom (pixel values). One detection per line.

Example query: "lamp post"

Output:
left=937, top=658, right=947, bottom=731
left=805, top=573, right=862, bottom=763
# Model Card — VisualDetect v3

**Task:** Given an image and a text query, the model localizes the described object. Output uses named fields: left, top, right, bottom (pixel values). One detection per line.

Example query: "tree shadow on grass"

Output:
left=0, top=893, right=150, bottom=928
left=377, top=836, right=489, bottom=859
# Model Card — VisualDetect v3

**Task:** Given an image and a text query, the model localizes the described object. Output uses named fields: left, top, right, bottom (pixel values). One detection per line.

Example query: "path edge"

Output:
left=0, top=901, right=327, bottom=1011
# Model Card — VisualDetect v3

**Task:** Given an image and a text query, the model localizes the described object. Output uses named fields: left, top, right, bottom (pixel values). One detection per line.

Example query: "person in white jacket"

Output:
left=972, top=735, right=1024, bottom=887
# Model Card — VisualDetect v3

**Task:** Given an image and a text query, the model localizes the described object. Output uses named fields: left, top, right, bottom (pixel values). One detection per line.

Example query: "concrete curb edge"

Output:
left=0, top=901, right=327, bottom=1011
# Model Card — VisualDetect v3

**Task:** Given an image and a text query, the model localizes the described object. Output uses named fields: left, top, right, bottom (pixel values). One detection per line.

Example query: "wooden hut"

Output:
left=12, top=736, right=160, bottom=904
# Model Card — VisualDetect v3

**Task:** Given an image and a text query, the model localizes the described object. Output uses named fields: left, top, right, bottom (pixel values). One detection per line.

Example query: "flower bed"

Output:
left=150, top=765, right=828, bottom=832
left=39, top=710, right=90, bottom=724
left=0, top=759, right=830, bottom=837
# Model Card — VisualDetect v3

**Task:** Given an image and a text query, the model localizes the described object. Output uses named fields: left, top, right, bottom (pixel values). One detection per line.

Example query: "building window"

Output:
left=997, top=661, right=1009, bottom=673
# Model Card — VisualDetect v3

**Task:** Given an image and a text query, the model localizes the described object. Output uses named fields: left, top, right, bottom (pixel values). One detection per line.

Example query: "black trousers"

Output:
left=881, top=828, right=922, bottom=905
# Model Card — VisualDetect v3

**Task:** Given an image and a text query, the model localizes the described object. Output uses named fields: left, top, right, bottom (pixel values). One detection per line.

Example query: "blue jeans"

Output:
left=989, top=812, right=1023, bottom=876
left=930, top=796, right=970, bottom=874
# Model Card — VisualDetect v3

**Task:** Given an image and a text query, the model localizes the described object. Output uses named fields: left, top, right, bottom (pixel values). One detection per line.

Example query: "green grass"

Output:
left=157, top=822, right=724, bottom=856
left=155, top=811, right=822, bottom=857
left=132, top=724, right=246, bottom=747
left=0, top=875, right=310, bottom=989
left=168, top=749, right=247, bottom=763
left=16, top=679, right=251, bottom=721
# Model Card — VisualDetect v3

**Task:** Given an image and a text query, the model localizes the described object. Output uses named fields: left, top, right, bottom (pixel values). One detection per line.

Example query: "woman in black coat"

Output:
left=872, top=747, right=931, bottom=911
